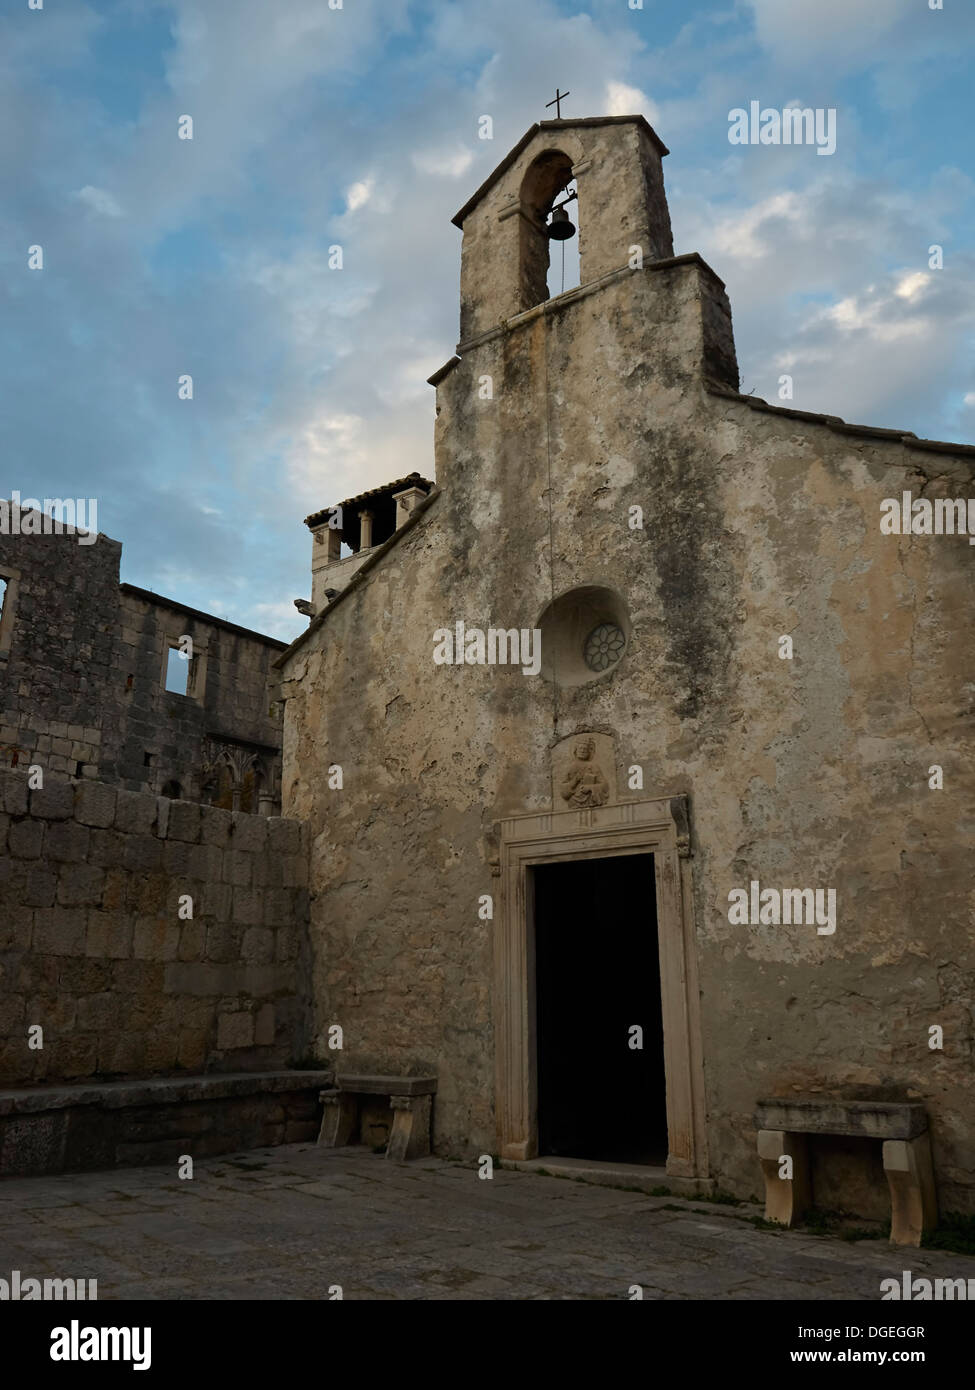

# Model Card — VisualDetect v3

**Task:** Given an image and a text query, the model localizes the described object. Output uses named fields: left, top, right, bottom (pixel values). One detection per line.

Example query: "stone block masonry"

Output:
left=0, top=767, right=311, bottom=1088
left=0, top=1072, right=331, bottom=1177
left=0, top=527, right=121, bottom=782
left=277, top=114, right=975, bottom=1215
left=0, top=522, right=285, bottom=810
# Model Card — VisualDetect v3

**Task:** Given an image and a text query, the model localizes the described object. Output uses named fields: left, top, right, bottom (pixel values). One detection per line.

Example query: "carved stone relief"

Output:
left=551, top=731, right=616, bottom=809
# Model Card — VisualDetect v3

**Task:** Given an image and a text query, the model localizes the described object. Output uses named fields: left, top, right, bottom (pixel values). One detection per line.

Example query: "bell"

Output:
left=545, top=206, right=576, bottom=241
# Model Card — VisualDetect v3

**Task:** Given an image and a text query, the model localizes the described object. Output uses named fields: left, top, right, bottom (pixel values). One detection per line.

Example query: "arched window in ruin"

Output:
left=238, top=765, right=256, bottom=814
left=518, top=149, right=579, bottom=311
left=200, top=738, right=270, bottom=814
left=210, top=762, right=235, bottom=811
left=250, top=758, right=275, bottom=815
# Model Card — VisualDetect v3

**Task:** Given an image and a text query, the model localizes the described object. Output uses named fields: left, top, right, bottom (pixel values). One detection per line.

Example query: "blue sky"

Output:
left=3, top=0, right=973, bottom=641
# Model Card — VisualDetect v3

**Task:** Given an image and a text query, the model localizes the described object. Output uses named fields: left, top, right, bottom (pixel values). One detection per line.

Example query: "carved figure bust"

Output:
left=560, top=736, right=610, bottom=808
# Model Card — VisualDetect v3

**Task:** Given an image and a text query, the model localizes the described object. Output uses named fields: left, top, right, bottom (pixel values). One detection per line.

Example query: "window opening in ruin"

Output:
left=143, top=752, right=152, bottom=767
left=212, top=762, right=234, bottom=810
left=164, top=644, right=191, bottom=695
left=162, top=780, right=182, bottom=799
left=75, top=761, right=84, bottom=777
left=0, top=571, right=13, bottom=658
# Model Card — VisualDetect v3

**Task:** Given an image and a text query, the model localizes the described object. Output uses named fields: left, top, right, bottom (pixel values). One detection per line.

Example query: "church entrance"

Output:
left=532, top=852, right=668, bottom=1165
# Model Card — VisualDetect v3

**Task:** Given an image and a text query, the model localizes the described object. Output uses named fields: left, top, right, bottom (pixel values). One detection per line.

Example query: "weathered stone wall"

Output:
left=277, top=122, right=975, bottom=1206
left=0, top=1073, right=329, bottom=1177
left=114, top=585, right=284, bottom=805
left=0, top=524, right=284, bottom=806
left=456, top=117, right=675, bottom=343
left=0, top=767, right=310, bottom=1088
left=0, top=527, right=122, bottom=782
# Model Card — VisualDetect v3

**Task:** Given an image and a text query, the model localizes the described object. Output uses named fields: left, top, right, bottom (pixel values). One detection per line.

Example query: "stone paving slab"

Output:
left=0, top=1143, right=972, bottom=1301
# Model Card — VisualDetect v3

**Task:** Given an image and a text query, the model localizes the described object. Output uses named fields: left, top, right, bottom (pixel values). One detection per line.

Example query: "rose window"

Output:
left=584, top=622, right=626, bottom=672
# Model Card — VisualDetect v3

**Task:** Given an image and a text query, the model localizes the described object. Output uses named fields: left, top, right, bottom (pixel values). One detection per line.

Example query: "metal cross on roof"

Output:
left=545, top=88, right=570, bottom=119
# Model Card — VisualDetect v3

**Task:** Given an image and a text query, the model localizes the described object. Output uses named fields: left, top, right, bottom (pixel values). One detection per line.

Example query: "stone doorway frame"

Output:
left=494, top=795, right=709, bottom=1178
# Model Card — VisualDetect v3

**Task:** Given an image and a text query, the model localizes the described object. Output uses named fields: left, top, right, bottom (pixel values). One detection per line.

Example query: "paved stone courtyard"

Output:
left=1, top=1144, right=972, bottom=1300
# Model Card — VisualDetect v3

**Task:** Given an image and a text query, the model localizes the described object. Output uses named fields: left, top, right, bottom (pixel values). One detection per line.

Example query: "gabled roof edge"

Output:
left=451, top=115, right=669, bottom=229
left=704, top=380, right=975, bottom=461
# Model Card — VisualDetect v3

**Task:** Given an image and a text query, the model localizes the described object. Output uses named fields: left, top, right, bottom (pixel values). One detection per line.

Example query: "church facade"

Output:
left=276, top=116, right=975, bottom=1215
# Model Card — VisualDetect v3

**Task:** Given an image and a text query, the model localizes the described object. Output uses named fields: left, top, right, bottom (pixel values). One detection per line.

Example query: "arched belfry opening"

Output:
left=451, top=116, right=678, bottom=346
left=518, top=149, right=579, bottom=310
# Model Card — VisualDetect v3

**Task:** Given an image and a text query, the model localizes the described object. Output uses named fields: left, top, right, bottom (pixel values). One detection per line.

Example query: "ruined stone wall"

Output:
left=279, top=257, right=975, bottom=1208
left=0, top=767, right=310, bottom=1088
left=113, top=586, right=284, bottom=804
left=0, top=528, right=122, bottom=782
left=0, top=525, right=284, bottom=806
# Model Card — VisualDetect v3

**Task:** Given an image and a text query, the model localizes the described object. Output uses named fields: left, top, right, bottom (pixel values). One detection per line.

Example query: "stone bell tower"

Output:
left=451, top=115, right=677, bottom=343
left=428, top=115, right=739, bottom=489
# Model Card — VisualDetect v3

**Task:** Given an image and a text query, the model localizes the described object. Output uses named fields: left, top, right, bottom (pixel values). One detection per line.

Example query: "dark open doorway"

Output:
left=533, top=852, right=667, bottom=1165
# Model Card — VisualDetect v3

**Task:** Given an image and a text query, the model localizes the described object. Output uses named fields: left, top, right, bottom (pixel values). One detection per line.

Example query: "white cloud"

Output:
left=758, top=268, right=975, bottom=423
left=345, top=178, right=374, bottom=212
left=605, top=81, right=659, bottom=125
left=894, top=270, right=930, bottom=301
left=822, top=290, right=928, bottom=343
left=262, top=404, right=435, bottom=540
left=745, top=0, right=916, bottom=59
left=290, top=411, right=365, bottom=480
left=709, top=192, right=803, bottom=261
left=73, top=185, right=123, bottom=217
left=249, top=597, right=308, bottom=634
left=676, top=159, right=975, bottom=435
left=241, top=247, right=378, bottom=340
left=374, top=350, right=444, bottom=409
left=285, top=412, right=386, bottom=513
left=412, top=146, right=474, bottom=178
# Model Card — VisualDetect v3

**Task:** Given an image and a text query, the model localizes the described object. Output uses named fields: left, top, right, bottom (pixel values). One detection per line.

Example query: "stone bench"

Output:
left=0, top=1070, right=334, bottom=1178
left=318, top=1074, right=437, bottom=1161
left=755, top=1097, right=938, bottom=1247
